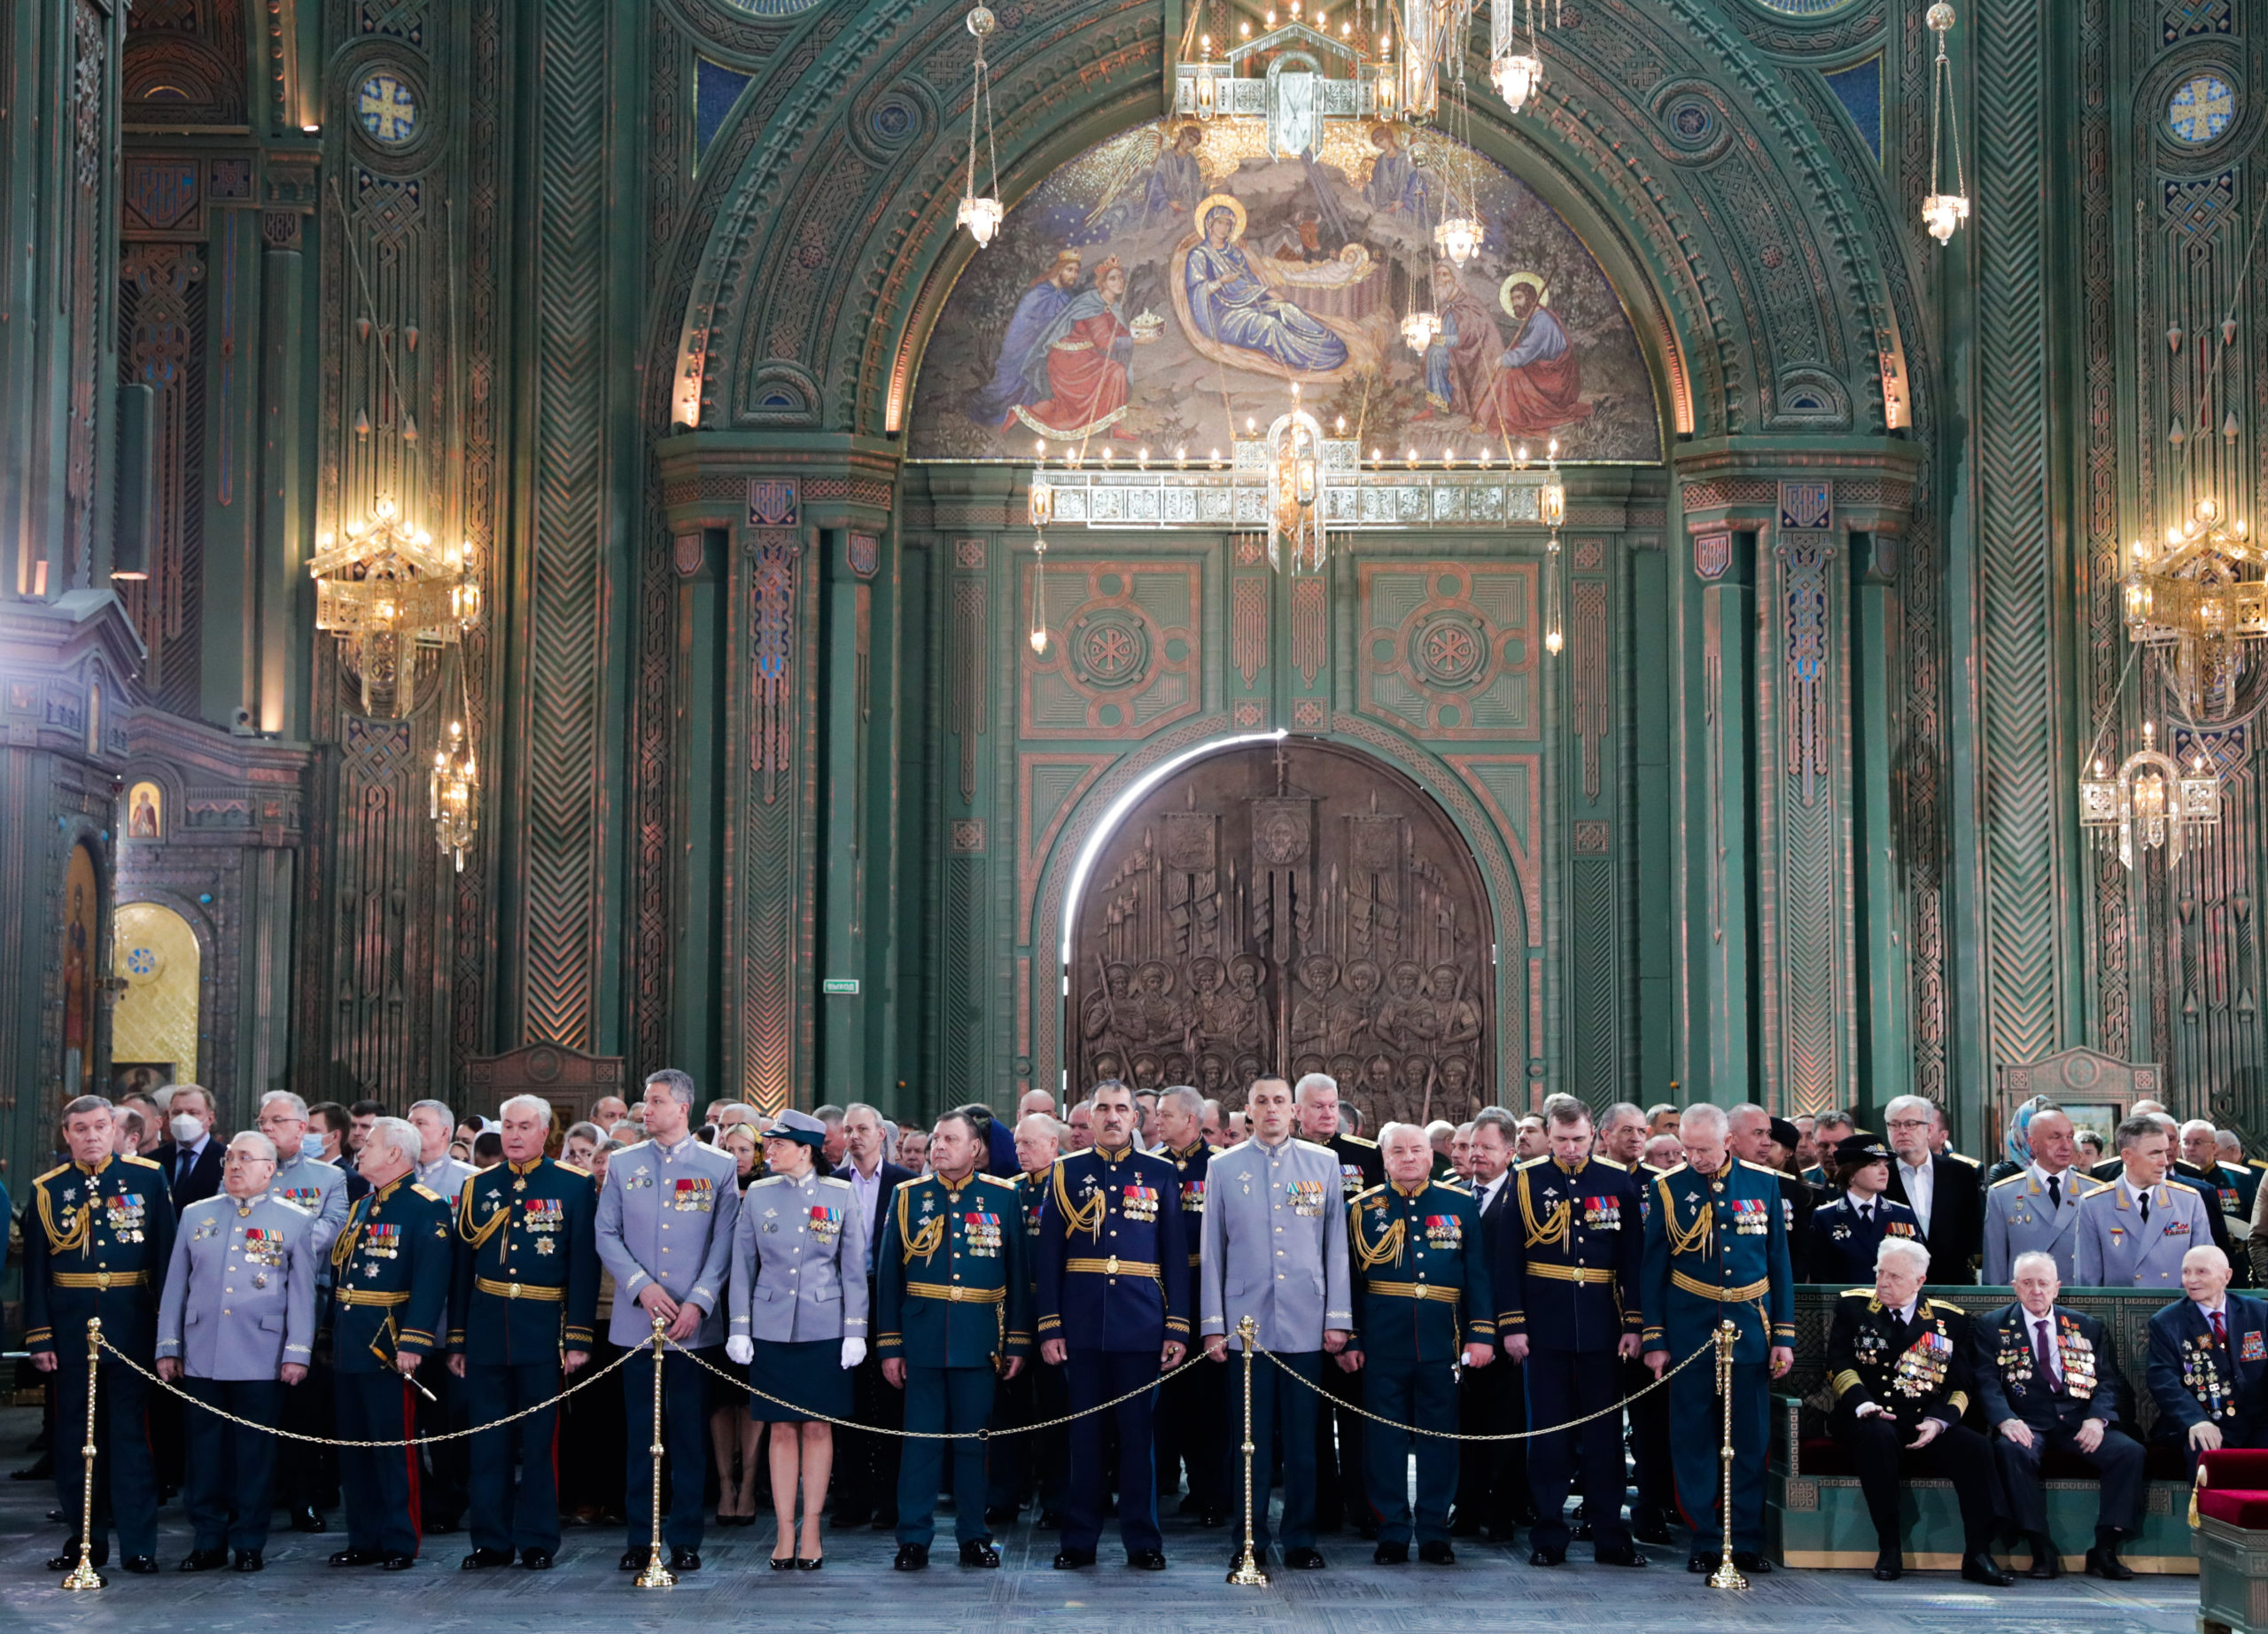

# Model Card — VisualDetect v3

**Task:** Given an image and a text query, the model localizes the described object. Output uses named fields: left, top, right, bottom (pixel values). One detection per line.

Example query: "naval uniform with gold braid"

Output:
left=448, top=1155, right=599, bottom=1561
left=24, top=1152, right=175, bottom=1565
left=330, top=1177, right=454, bottom=1561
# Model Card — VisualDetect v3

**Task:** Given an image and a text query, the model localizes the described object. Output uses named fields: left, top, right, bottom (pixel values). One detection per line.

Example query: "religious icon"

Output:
left=128, top=781, right=162, bottom=840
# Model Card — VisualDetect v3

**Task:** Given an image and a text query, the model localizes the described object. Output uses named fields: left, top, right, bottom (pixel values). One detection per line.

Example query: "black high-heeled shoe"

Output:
left=796, top=1556, right=824, bottom=1571
left=769, top=1552, right=797, bottom=1571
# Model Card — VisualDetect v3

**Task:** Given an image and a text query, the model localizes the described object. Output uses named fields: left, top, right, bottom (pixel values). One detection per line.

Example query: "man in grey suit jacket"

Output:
left=1200, top=1075, right=1352, bottom=1570
left=2075, top=1115, right=2214, bottom=1289
left=1983, top=1107, right=2097, bottom=1283
left=594, top=1069, right=741, bottom=1572
left=156, top=1132, right=318, bottom=1572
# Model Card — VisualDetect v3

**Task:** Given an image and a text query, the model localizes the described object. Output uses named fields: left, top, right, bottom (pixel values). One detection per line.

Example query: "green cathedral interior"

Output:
left=0, top=0, right=2258, bottom=1176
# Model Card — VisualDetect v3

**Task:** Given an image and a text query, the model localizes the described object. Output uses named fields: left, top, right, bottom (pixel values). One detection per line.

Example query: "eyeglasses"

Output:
left=1885, top=1117, right=1930, bottom=1131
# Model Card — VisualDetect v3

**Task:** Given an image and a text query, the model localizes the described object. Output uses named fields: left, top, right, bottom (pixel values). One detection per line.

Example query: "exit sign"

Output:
left=821, top=977, right=860, bottom=995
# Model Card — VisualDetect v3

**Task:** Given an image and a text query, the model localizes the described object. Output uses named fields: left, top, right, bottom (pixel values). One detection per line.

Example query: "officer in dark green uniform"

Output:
left=26, top=1094, right=175, bottom=1576
left=329, top=1115, right=454, bottom=1569
left=447, top=1093, right=599, bottom=1570
left=876, top=1109, right=1031, bottom=1570
left=1344, top=1122, right=1494, bottom=1566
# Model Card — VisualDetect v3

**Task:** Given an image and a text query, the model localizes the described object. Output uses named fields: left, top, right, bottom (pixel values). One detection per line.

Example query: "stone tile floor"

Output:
left=0, top=1408, right=2200, bottom=1633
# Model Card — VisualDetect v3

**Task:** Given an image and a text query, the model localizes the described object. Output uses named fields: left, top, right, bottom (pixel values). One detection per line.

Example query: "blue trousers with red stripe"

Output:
left=336, top=1371, right=423, bottom=1557
left=464, top=1361, right=564, bottom=1554
left=1667, top=1356, right=1767, bottom=1553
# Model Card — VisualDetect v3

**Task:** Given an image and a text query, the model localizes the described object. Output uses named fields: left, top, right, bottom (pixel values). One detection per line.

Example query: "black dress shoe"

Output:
left=832, top=1507, right=872, bottom=1529
left=1128, top=1549, right=1167, bottom=1571
left=331, top=1548, right=384, bottom=1568
left=462, top=1547, right=514, bottom=1570
left=1594, top=1545, right=1649, bottom=1567
left=291, top=1506, right=329, bottom=1533
left=2025, top=1534, right=2061, bottom=1580
left=1373, top=1541, right=1410, bottom=1564
left=380, top=1552, right=416, bottom=1571
left=959, top=1539, right=1001, bottom=1568
left=894, top=1544, right=929, bottom=1571
left=520, top=1549, right=553, bottom=1570
left=618, top=1547, right=648, bottom=1571
left=48, top=1537, right=109, bottom=1572
left=1529, top=1545, right=1565, bottom=1566
left=1053, top=1549, right=1095, bottom=1569
left=668, top=1547, right=701, bottom=1572
left=121, top=1556, right=160, bottom=1575
left=1961, top=1551, right=2014, bottom=1586
left=796, top=1556, right=824, bottom=1571
left=1418, top=1540, right=1456, bottom=1566
left=2085, top=1544, right=2132, bottom=1580
left=179, top=1547, right=229, bottom=1572
left=233, top=1551, right=264, bottom=1573
left=1873, top=1548, right=1902, bottom=1582
left=1731, top=1551, right=1772, bottom=1575
left=1634, top=1518, right=1674, bottom=1546
left=1283, top=1545, right=1326, bottom=1569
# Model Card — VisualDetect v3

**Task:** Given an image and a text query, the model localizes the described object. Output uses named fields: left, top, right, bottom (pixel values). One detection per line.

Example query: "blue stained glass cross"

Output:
left=2169, top=75, right=2234, bottom=145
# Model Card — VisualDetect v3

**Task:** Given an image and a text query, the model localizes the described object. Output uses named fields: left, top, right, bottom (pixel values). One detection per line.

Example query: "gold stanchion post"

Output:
left=1707, top=1319, right=1749, bottom=1591
left=1226, top=1314, right=1270, bottom=1587
left=61, top=1317, right=105, bottom=1591
left=634, top=1315, right=676, bottom=1589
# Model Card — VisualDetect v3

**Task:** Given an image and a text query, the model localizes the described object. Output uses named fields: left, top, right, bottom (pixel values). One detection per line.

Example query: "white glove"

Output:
left=840, top=1336, right=867, bottom=1371
left=725, top=1335, right=754, bottom=1366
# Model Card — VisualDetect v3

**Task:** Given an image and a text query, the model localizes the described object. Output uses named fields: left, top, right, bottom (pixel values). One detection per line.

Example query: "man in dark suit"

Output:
left=833, top=1101, right=913, bottom=1529
left=2147, top=1243, right=2268, bottom=1475
left=1882, top=1094, right=1982, bottom=1283
left=1729, top=1104, right=1816, bottom=1282
left=1449, top=1108, right=1526, bottom=1539
left=1973, top=1250, right=2141, bottom=1580
left=152, top=1084, right=225, bottom=1210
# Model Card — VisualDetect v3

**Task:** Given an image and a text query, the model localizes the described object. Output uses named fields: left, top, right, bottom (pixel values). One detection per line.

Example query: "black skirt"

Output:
left=747, top=1337, right=853, bottom=1425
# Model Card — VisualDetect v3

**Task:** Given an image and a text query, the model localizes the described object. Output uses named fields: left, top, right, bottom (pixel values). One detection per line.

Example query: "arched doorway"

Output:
left=113, top=901, right=202, bottom=1090
left=1067, top=737, right=1494, bottom=1127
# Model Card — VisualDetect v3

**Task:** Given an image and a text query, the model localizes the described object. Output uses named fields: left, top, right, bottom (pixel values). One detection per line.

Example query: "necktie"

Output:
left=2047, top=1174, right=2061, bottom=1210
left=2034, top=1319, right=2058, bottom=1388
left=177, top=1148, right=192, bottom=1187
left=2140, top=1190, right=2151, bottom=1225
left=2214, top=1310, right=2229, bottom=1348
left=1858, top=1203, right=1872, bottom=1224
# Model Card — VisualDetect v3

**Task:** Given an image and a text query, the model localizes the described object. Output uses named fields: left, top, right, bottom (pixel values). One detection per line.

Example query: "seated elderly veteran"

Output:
left=725, top=1108, right=866, bottom=1572
left=1971, top=1250, right=2140, bottom=1581
left=1808, top=1138, right=1922, bottom=1287
left=1342, top=1122, right=1492, bottom=1566
left=2148, top=1244, right=2268, bottom=1475
left=156, top=1131, right=318, bottom=1573
left=1826, top=1236, right=2013, bottom=1585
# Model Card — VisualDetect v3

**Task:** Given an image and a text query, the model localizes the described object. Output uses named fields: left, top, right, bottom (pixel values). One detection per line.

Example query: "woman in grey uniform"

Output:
left=726, top=1107, right=868, bottom=1569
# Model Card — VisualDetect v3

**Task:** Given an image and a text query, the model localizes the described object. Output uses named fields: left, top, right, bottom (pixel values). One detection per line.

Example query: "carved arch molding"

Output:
left=1068, top=739, right=1495, bottom=1126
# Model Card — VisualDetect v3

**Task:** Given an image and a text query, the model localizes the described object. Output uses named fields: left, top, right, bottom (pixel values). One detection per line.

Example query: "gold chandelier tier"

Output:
left=2079, top=725, right=2221, bottom=870
left=309, top=496, right=481, bottom=718
left=2122, top=495, right=2261, bottom=721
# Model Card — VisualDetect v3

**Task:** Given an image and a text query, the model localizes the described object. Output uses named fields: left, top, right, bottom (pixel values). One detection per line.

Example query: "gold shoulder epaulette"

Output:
left=1738, top=1159, right=1783, bottom=1179
left=410, top=1183, right=446, bottom=1202
left=1590, top=1155, right=1628, bottom=1171
left=1840, top=1287, right=1874, bottom=1298
left=1344, top=1134, right=1378, bottom=1149
left=1433, top=1179, right=1473, bottom=1196
left=1513, top=1155, right=1550, bottom=1171
left=34, top=1162, right=70, bottom=1185
left=123, top=1154, right=165, bottom=1170
left=556, top=1162, right=591, bottom=1178
left=1946, top=1150, right=1981, bottom=1167
left=1658, top=1161, right=1691, bottom=1178
left=1352, top=1182, right=1389, bottom=1204
left=1990, top=1171, right=2027, bottom=1189
left=1923, top=1297, right=1964, bottom=1315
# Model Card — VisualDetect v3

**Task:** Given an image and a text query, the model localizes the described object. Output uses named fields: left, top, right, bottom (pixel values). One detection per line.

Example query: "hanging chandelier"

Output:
left=957, top=7, right=1005, bottom=247
left=430, top=676, right=478, bottom=872
left=1268, top=406, right=1327, bottom=575
left=309, top=496, right=479, bottom=718
left=1028, top=456, right=1052, bottom=654
left=2123, top=496, right=2267, bottom=721
left=1920, top=4, right=1969, bottom=245
left=2080, top=721, right=2220, bottom=869
left=1490, top=0, right=1546, bottom=114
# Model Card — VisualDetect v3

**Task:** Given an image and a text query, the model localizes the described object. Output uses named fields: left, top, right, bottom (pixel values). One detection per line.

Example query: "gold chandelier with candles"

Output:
left=2122, top=495, right=2265, bottom=721
left=309, top=496, right=481, bottom=719
left=2080, top=721, right=2220, bottom=870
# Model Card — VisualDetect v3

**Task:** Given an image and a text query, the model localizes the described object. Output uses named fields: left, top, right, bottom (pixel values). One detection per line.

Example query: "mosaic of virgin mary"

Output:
left=1175, top=194, right=1371, bottom=380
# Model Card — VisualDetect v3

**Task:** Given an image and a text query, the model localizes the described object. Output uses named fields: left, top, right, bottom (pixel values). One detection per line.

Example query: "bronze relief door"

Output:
left=1068, top=739, right=1493, bottom=1124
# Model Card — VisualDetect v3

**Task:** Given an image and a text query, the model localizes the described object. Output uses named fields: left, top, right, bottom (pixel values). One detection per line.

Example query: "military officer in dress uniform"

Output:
left=256, top=1090, right=351, bottom=1533
left=1036, top=1079, right=1189, bottom=1570
left=594, top=1069, right=741, bottom=1575
left=1345, top=1123, right=1493, bottom=1566
left=2148, top=1245, right=2268, bottom=1474
left=1825, top=1236, right=2012, bottom=1584
left=27, top=1094, right=175, bottom=1575
left=1200, top=1075, right=1353, bottom=1569
left=877, top=1109, right=1030, bottom=1570
left=1297, top=1072, right=1380, bottom=1536
left=1638, top=1104, right=1792, bottom=1576
left=158, top=1131, right=317, bottom=1571
left=2076, top=1115, right=2214, bottom=1288
left=1497, top=1095, right=1644, bottom=1567
left=1809, top=1138, right=1923, bottom=1286
left=1973, top=1250, right=2140, bottom=1580
left=1983, top=1108, right=2095, bottom=1283
left=1154, top=1085, right=1224, bottom=1525
left=984, top=1110, right=1064, bottom=1526
left=329, top=1116, right=454, bottom=1569
left=1729, top=1105, right=1815, bottom=1282
left=447, top=1093, right=599, bottom=1571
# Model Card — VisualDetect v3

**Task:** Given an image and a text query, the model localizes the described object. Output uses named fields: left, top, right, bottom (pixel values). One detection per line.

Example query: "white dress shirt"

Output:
left=1898, top=1156, right=1935, bottom=1236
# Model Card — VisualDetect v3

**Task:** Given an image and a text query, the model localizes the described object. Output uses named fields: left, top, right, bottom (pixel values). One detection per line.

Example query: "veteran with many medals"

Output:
left=2147, top=1244, right=2268, bottom=1474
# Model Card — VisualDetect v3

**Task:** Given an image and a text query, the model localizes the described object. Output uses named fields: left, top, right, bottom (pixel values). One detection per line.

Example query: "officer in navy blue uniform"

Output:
left=1345, top=1123, right=1494, bottom=1565
left=447, top=1094, right=600, bottom=1571
left=328, top=1116, right=454, bottom=1569
left=26, top=1094, right=176, bottom=1576
left=1809, top=1138, right=1924, bottom=1285
left=984, top=1111, right=1066, bottom=1526
left=1153, top=1086, right=1224, bottom=1523
left=1638, top=1104, right=1793, bottom=1576
left=1035, top=1079, right=1190, bottom=1569
left=2147, top=1244, right=2268, bottom=1474
left=1497, top=1095, right=1645, bottom=1567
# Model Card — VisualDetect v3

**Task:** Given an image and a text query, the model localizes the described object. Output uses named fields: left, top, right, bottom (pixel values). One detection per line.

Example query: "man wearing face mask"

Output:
left=155, top=1084, right=224, bottom=1211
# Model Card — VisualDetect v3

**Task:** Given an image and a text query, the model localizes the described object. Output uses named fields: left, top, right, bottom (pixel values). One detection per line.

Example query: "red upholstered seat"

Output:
left=2197, top=1488, right=2268, bottom=1529
left=2200, top=1450, right=2268, bottom=1488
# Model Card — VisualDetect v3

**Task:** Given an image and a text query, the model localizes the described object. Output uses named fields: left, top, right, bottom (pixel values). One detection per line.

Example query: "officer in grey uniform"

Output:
left=1199, top=1074, right=1352, bottom=1570
left=156, top=1131, right=319, bottom=1571
left=1983, top=1105, right=2096, bottom=1283
left=2076, top=1114, right=2214, bottom=1288
left=256, top=1090, right=351, bottom=1531
left=594, top=1068, right=742, bottom=1573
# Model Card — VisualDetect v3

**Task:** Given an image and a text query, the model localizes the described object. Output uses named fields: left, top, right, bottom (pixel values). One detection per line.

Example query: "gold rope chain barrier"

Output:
left=1250, top=1334, right=1717, bottom=1440
left=93, top=1330, right=640, bottom=1448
